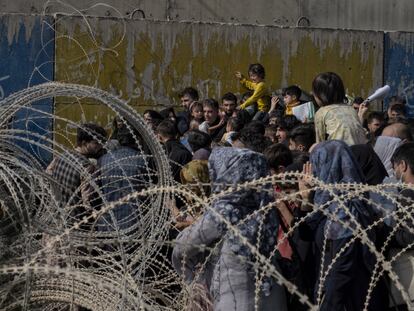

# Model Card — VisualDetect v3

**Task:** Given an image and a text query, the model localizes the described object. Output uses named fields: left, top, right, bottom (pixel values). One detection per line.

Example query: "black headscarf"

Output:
left=350, top=144, right=388, bottom=185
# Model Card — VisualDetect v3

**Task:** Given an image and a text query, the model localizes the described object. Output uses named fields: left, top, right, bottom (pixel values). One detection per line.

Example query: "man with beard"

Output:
left=221, top=92, right=238, bottom=118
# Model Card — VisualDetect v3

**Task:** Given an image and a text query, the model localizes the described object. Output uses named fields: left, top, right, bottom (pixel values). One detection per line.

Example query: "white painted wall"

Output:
left=0, top=0, right=412, bottom=31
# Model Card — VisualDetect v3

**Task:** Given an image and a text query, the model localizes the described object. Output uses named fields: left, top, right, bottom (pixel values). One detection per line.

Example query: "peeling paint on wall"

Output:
left=55, top=16, right=383, bottom=114
left=0, top=15, right=54, bottom=164
left=385, top=32, right=414, bottom=117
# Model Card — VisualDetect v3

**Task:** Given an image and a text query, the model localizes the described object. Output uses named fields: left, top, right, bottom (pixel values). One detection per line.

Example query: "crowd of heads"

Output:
left=143, top=67, right=414, bottom=309
left=144, top=68, right=413, bottom=189
left=17, top=68, right=414, bottom=310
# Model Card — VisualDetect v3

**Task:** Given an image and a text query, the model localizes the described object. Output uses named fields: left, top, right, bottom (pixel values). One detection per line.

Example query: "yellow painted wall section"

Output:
left=55, top=17, right=383, bottom=145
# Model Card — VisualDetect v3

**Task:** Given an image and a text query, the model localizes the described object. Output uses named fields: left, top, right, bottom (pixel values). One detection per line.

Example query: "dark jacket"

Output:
left=176, top=110, right=190, bottom=136
left=164, top=139, right=192, bottom=182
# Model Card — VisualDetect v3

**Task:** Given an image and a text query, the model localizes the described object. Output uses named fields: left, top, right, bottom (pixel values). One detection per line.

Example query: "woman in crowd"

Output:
left=312, top=72, right=367, bottom=146
left=350, top=144, right=388, bottom=185
left=300, top=140, right=385, bottom=310
left=172, top=147, right=287, bottom=311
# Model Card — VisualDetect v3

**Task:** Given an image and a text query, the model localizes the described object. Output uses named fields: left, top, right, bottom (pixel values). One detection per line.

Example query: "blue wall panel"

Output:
left=384, top=32, right=414, bottom=117
left=0, top=15, right=54, bottom=165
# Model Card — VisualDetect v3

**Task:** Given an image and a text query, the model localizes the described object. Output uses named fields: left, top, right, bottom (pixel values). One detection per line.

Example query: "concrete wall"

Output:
left=54, top=16, right=383, bottom=108
left=0, top=15, right=54, bottom=163
left=384, top=32, right=414, bottom=117
left=3, top=12, right=414, bottom=152
left=1, top=0, right=414, bottom=31
left=50, top=15, right=383, bottom=141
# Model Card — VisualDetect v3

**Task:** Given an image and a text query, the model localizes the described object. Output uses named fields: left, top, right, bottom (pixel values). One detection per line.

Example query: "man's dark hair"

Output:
left=202, top=98, right=219, bottom=111
left=143, top=109, right=163, bottom=121
left=239, top=127, right=271, bottom=153
left=156, top=119, right=178, bottom=139
left=292, top=151, right=310, bottom=165
left=285, top=151, right=310, bottom=172
left=244, top=120, right=266, bottom=135
left=187, top=130, right=212, bottom=152
left=392, top=142, right=414, bottom=173
left=278, top=115, right=301, bottom=132
left=283, top=85, right=302, bottom=99
left=312, top=72, right=346, bottom=106
left=235, top=109, right=253, bottom=126
left=353, top=96, right=364, bottom=105
left=367, top=111, right=385, bottom=124
left=116, top=127, right=142, bottom=148
left=268, top=111, right=284, bottom=122
left=390, top=103, right=406, bottom=116
left=263, top=143, right=293, bottom=171
left=77, top=123, right=107, bottom=146
left=390, top=95, right=407, bottom=105
left=289, top=124, right=316, bottom=152
left=265, top=125, right=278, bottom=135
left=159, top=107, right=177, bottom=120
left=227, top=117, right=244, bottom=132
left=221, top=92, right=237, bottom=104
left=178, top=87, right=199, bottom=101
left=248, top=63, right=265, bottom=79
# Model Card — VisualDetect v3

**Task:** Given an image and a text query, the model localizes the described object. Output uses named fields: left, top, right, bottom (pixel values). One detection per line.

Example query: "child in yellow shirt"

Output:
left=235, top=63, right=270, bottom=119
left=282, top=85, right=302, bottom=115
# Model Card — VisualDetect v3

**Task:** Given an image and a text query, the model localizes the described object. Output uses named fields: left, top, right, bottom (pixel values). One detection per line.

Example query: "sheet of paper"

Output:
left=292, top=101, right=315, bottom=122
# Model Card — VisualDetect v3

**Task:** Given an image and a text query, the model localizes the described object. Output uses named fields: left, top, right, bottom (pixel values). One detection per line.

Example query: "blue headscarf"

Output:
left=208, top=147, right=279, bottom=260
left=310, top=140, right=373, bottom=240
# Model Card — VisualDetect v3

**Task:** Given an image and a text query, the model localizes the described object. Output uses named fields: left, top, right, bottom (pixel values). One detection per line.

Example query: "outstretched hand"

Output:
left=270, top=96, right=280, bottom=111
left=298, top=161, right=313, bottom=209
left=358, top=101, right=369, bottom=123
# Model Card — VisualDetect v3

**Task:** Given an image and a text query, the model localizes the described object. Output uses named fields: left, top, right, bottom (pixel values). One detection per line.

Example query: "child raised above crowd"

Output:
left=235, top=63, right=270, bottom=120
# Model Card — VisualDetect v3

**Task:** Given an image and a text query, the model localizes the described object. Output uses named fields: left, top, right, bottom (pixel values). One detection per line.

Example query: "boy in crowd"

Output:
left=156, top=120, right=192, bottom=182
left=283, top=85, right=302, bottom=115
left=288, top=124, right=316, bottom=153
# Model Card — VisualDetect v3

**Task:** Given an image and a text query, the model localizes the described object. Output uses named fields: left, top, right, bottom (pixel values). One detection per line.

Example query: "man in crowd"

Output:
left=156, top=119, right=192, bottom=182
left=176, top=87, right=199, bottom=135
left=199, top=98, right=226, bottom=142
left=48, top=123, right=106, bottom=205
left=221, top=92, right=238, bottom=118
left=367, top=112, right=385, bottom=135
left=47, top=123, right=107, bottom=226
left=288, top=124, right=316, bottom=153
left=392, top=142, right=414, bottom=247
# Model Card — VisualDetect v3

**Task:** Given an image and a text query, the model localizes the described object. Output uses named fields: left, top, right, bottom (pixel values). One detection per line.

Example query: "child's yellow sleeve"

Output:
left=240, top=78, right=256, bottom=90
left=240, top=82, right=266, bottom=109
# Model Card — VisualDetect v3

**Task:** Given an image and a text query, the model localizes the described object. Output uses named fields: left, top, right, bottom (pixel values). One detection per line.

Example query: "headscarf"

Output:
left=207, top=147, right=279, bottom=261
left=374, top=136, right=402, bottom=178
left=310, top=140, right=374, bottom=240
left=192, top=148, right=210, bottom=161
left=351, top=144, right=388, bottom=185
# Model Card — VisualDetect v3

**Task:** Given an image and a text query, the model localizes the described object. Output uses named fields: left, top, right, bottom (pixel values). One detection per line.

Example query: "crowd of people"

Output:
left=47, top=64, right=414, bottom=311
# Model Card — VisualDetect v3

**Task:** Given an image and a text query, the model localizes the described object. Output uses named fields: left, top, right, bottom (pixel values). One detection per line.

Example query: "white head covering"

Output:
left=374, top=135, right=402, bottom=178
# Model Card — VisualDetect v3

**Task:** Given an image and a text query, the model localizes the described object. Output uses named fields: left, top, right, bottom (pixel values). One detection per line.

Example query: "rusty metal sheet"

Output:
left=384, top=32, right=414, bottom=117
left=0, top=15, right=54, bottom=164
